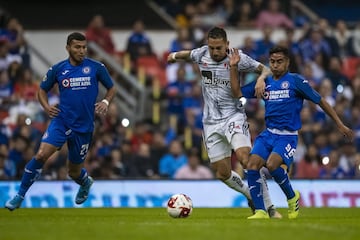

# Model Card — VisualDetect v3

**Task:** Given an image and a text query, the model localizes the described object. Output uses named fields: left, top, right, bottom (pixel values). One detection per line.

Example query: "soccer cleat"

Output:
left=247, top=209, right=270, bottom=219
left=287, top=190, right=300, bottom=219
left=268, top=205, right=283, bottom=219
left=247, top=198, right=256, bottom=214
left=75, top=176, right=93, bottom=204
left=5, top=194, right=24, bottom=211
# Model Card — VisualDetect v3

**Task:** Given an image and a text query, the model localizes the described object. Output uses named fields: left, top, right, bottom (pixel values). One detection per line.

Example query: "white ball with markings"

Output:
left=166, top=193, right=193, bottom=218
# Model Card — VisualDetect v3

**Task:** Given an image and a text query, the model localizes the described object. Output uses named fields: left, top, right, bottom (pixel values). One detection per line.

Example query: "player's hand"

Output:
left=228, top=48, right=240, bottom=67
left=254, top=77, right=265, bottom=98
left=167, top=52, right=177, bottom=64
left=46, top=104, right=60, bottom=118
left=339, top=125, right=355, bottom=142
left=235, top=97, right=246, bottom=113
left=95, top=101, right=108, bottom=116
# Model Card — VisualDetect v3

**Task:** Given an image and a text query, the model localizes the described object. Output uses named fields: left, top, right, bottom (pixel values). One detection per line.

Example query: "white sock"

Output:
left=260, top=167, right=273, bottom=210
left=224, top=170, right=251, bottom=199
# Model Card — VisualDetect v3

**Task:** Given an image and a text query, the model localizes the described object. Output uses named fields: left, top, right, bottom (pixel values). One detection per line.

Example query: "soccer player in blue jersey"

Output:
left=5, top=32, right=116, bottom=211
left=229, top=45, right=354, bottom=219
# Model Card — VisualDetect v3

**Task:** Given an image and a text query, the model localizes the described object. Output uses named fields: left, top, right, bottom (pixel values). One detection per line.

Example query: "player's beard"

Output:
left=70, top=52, right=85, bottom=65
left=211, top=53, right=226, bottom=62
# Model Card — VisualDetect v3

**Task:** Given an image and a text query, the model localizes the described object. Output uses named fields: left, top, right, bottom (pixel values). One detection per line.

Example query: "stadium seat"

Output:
left=136, top=55, right=167, bottom=87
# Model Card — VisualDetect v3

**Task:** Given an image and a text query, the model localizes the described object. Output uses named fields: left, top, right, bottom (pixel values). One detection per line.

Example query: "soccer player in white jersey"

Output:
left=167, top=26, right=281, bottom=218
left=234, top=46, right=354, bottom=219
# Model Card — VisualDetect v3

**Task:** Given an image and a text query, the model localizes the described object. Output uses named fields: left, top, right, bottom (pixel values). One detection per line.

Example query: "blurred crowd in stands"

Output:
left=0, top=0, right=360, bottom=181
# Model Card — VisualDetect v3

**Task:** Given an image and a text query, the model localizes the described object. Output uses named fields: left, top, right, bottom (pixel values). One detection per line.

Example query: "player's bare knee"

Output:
left=215, top=170, right=231, bottom=181
left=235, top=148, right=250, bottom=165
left=265, top=161, right=278, bottom=172
left=246, top=158, right=263, bottom=170
left=240, top=157, right=248, bottom=168
left=34, top=152, right=48, bottom=163
left=211, top=165, right=230, bottom=181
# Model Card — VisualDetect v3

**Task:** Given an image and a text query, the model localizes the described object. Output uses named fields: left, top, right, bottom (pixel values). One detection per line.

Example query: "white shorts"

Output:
left=203, top=113, right=251, bottom=163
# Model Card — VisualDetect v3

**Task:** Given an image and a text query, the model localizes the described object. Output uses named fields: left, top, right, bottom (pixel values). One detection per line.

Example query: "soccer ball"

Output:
left=166, top=193, right=193, bottom=218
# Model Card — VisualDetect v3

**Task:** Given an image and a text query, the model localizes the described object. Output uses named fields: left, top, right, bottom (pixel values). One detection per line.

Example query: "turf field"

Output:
left=1, top=207, right=359, bottom=240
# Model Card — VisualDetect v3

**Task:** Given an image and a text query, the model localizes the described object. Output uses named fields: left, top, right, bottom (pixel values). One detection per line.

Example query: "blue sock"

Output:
left=73, top=168, right=89, bottom=186
left=247, top=169, right=265, bottom=211
left=18, top=158, right=44, bottom=197
left=270, top=167, right=295, bottom=199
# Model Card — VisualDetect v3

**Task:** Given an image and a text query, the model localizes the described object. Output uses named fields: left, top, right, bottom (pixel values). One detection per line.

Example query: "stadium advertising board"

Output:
left=1, top=180, right=359, bottom=208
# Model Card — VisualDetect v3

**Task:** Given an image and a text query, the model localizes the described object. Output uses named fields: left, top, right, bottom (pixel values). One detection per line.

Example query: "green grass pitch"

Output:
left=1, top=207, right=359, bottom=240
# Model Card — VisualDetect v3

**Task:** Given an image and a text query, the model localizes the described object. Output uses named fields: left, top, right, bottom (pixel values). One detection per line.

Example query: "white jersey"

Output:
left=190, top=46, right=260, bottom=124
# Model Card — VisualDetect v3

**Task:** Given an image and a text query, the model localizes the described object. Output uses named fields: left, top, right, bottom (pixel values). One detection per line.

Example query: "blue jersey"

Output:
left=40, top=58, right=114, bottom=132
left=242, top=72, right=321, bottom=131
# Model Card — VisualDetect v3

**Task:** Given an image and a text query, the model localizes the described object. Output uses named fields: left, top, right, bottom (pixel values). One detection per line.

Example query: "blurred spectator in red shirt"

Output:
left=130, top=121, right=153, bottom=153
left=295, top=144, right=321, bottom=179
left=85, top=14, right=116, bottom=56
left=13, top=67, right=39, bottom=102
left=255, top=0, right=293, bottom=29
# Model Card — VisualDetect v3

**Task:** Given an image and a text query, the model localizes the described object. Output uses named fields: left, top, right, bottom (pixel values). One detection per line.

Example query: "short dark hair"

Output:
left=208, top=26, right=227, bottom=41
left=269, top=46, right=290, bottom=58
left=67, top=32, right=86, bottom=45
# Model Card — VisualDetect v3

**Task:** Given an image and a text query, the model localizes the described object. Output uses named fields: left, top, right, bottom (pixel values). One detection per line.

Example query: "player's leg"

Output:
left=221, top=115, right=253, bottom=202
left=231, top=145, right=255, bottom=211
left=5, top=143, right=58, bottom=211
left=211, top=156, right=255, bottom=213
left=211, top=157, right=252, bottom=200
left=246, top=131, right=272, bottom=219
left=231, top=132, right=281, bottom=218
left=267, top=155, right=300, bottom=219
left=5, top=120, right=65, bottom=211
left=67, top=131, right=93, bottom=204
left=246, top=153, right=269, bottom=219
left=267, top=135, right=300, bottom=219
left=204, top=125, right=253, bottom=211
left=229, top=116, right=280, bottom=218
left=259, top=167, right=282, bottom=218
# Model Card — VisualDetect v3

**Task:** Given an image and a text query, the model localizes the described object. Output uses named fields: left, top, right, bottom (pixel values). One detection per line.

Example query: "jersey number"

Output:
left=80, top=144, right=89, bottom=158
left=285, top=144, right=296, bottom=158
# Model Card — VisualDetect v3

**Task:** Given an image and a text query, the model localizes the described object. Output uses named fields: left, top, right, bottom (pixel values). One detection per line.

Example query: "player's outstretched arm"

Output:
left=167, top=50, right=191, bottom=64
left=318, top=98, right=354, bottom=141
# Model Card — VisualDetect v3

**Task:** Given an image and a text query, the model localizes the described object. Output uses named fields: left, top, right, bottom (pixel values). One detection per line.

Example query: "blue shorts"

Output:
left=250, top=129, right=298, bottom=168
left=41, top=118, right=93, bottom=164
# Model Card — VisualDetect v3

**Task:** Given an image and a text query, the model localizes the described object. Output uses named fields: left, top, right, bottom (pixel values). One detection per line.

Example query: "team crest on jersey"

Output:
left=281, top=81, right=289, bottom=89
left=62, top=79, right=70, bottom=88
left=82, top=66, right=91, bottom=74
left=42, top=75, right=47, bottom=82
